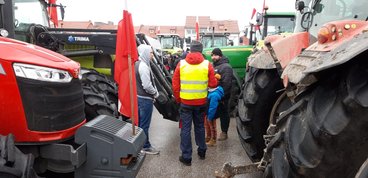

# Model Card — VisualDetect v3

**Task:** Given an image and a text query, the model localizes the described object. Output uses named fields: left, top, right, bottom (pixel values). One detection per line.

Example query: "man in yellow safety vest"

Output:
left=172, top=41, right=218, bottom=166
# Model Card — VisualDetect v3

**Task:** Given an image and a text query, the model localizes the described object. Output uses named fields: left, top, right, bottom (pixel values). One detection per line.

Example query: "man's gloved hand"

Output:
left=215, top=73, right=221, bottom=80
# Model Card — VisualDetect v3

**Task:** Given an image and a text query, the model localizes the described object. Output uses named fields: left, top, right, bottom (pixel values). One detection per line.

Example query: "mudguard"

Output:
left=283, top=30, right=368, bottom=84
left=248, top=32, right=310, bottom=70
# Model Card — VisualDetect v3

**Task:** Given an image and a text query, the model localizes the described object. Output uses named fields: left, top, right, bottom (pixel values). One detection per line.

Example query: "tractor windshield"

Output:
left=266, top=16, right=295, bottom=35
left=160, top=37, right=174, bottom=49
left=14, top=0, right=49, bottom=26
left=202, top=36, right=227, bottom=48
left=308, top=0, right=368, bottom=37
left=13, top=0, right=49, bottom=41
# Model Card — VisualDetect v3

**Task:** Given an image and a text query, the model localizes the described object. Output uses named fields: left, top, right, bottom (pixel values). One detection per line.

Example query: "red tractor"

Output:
left=226, top=0, right=368, bottom=177
left=0, top=0, right=146, bottom=177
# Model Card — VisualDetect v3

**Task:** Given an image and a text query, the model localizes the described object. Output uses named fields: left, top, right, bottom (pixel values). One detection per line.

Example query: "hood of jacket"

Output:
left=138, top=44, right=152, bottom=66
left=213, top=56, right=229, bottom=67
left=184, top=52, right=204, bottom=65
left=209, top=86, right=224, bottom=97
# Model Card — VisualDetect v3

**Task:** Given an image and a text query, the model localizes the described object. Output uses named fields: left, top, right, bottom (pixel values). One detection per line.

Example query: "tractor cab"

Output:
left=200, top=32, right=230, bottom=48
left=156, top=34, right=183, bottom=55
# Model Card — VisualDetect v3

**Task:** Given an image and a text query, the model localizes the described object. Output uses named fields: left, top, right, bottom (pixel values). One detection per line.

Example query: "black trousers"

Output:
left=218, top=98, right=230, bottom=133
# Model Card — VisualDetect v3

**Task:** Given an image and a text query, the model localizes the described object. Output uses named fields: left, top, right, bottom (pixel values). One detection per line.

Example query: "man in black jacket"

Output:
left=211, top=48, right=233, bottom=141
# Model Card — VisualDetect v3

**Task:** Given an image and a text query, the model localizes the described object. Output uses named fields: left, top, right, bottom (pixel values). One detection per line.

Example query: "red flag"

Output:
left=114, top=10, right=139, bottom=126
left=48, top=0, right=58, bottom=27
left=251, top=8, right=256, bottom=20
left=195, top=16, right=199, bottom=41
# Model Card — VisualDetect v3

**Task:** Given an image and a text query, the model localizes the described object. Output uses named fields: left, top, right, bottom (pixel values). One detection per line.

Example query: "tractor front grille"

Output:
left=16, top=78, right=85, bottom=132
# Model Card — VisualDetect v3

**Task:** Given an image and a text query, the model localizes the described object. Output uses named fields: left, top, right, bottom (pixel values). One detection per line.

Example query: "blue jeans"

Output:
left=138, top=97, right=154, bottom=148
left=180, top=103, right=207, bottom=160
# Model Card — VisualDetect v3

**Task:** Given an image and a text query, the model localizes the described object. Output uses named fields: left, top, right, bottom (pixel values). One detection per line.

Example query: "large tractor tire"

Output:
left=81, top=69, right=118, bottom=121
left=263, top=62, right=368, bottom=178
left=356, top=158, right=368, bottom=178
left=228, top=72, right=242, bottom=117
left=237, top=68, right=284, bottom=162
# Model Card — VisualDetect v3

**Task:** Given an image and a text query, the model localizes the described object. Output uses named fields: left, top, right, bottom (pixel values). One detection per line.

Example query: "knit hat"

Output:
left=190, top=41, right=203, bottom=53
left=211, top=48, right=223, bottom=57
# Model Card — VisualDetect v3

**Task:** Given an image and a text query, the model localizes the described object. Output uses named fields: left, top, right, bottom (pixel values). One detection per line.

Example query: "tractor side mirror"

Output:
left=295, top=0, right=305, bottom=12
left=60, top=3, right=65, bottom=20
left=255, top=12, right=263, bottom=26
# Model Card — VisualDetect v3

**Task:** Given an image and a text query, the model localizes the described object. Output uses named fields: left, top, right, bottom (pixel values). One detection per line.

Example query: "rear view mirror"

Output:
left=295, top=0, right=305, bottom=12
left=60, top=4, right=65, bottom=20
left=255, top=12, right=263, bottom=26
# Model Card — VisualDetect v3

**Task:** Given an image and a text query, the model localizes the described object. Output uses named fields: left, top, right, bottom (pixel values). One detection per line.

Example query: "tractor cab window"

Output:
left=309, top=0, right=368, bottom=38
left=13, top=0, right=49, bottom=41
left=202, top=36, right=227, bottom=48
left=266, top=16, right=295, bottom=35
left=14, top=0, right=49, bottom=26
left=160, top=37, right=174, bottom=49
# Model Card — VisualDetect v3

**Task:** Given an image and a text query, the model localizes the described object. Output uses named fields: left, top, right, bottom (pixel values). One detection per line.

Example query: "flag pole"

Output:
left=124, top=0, right=135, bottom=135
left=128, top=53, right=136, bottom=135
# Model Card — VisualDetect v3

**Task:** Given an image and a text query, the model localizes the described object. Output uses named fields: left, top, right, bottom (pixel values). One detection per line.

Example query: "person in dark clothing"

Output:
left=211, top=48, right=233, bottom=141
left=172, top=51, right=187, bottom=72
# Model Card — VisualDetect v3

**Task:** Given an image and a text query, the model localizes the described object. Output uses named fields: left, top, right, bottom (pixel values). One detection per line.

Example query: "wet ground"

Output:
left=136, top=108, right=262, bottom=178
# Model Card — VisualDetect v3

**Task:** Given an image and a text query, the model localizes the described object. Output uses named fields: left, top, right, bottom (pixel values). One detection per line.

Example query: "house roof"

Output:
left=134, top=25, right=185, bottom=38
left=185, top=16, right=211, bottom=28
left=210, top=20, right=239, bottom=33
left=58, top=21, right=94, bottom=29
left=184, top=16, right=239, bottom=34
left=94, top=24, right=118, bottom=30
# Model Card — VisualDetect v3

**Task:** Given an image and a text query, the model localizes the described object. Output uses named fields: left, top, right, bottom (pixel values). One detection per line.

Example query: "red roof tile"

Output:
left=134, top=25, right=185, bottom=38
left=58, top=21, right=94, bottom=29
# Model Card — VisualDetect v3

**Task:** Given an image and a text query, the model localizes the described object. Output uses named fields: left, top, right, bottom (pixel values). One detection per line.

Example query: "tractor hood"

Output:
left=0, top=37, right=80, bottom=78
left=248, top=32, right=310, bottom=69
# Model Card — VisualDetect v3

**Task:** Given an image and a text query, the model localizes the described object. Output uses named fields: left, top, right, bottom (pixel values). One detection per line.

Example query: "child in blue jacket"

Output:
left=205, top=86, right=224, bottom=146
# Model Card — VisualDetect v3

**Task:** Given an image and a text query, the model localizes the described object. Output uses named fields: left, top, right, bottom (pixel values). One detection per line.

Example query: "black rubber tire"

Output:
left=264, top=62, right=368, bottom=178
left=81, top=68, right=118, bottom=108
left=237, top=68, right=283, bottom=162
left=356, top=158, right=368, bottom=178
left=228, top=76, right=241, bottom=117
left=82, top=86, right=118, bottom=121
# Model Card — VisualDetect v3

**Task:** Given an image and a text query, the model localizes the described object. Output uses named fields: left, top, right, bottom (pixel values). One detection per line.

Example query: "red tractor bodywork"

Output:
left=309, top=20, right=368, bottom=51
left=248, top=32, right=310, bottom=71
left=283, top=20, right=368, bottom=85
left=0, top=37, right=85, bottom=143
left=265, top=32, right=310, bottom=69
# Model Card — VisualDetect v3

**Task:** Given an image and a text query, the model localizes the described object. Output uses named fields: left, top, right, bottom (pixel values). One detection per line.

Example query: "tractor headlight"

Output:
left=13, top=63, right=72, bottom=83
left=0, top=29, right=9, bottom=37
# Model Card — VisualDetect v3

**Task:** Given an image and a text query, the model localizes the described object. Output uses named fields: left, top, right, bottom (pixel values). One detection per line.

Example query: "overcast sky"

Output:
left=58, top=0, right=295, bottom=31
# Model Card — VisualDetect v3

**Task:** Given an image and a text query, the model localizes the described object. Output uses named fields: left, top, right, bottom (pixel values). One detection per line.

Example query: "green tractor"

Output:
left=156, top=33, right=184, bottom=55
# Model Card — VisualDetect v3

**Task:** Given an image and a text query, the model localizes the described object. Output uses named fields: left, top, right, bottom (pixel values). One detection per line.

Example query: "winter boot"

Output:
left=217, top=132, right=228, bottom=141
left=206, top=138, right=216, bottom=147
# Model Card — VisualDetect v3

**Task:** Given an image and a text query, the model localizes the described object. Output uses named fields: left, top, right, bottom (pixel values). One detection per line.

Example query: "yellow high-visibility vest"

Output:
left=179, top=60, right=209, bottom=100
